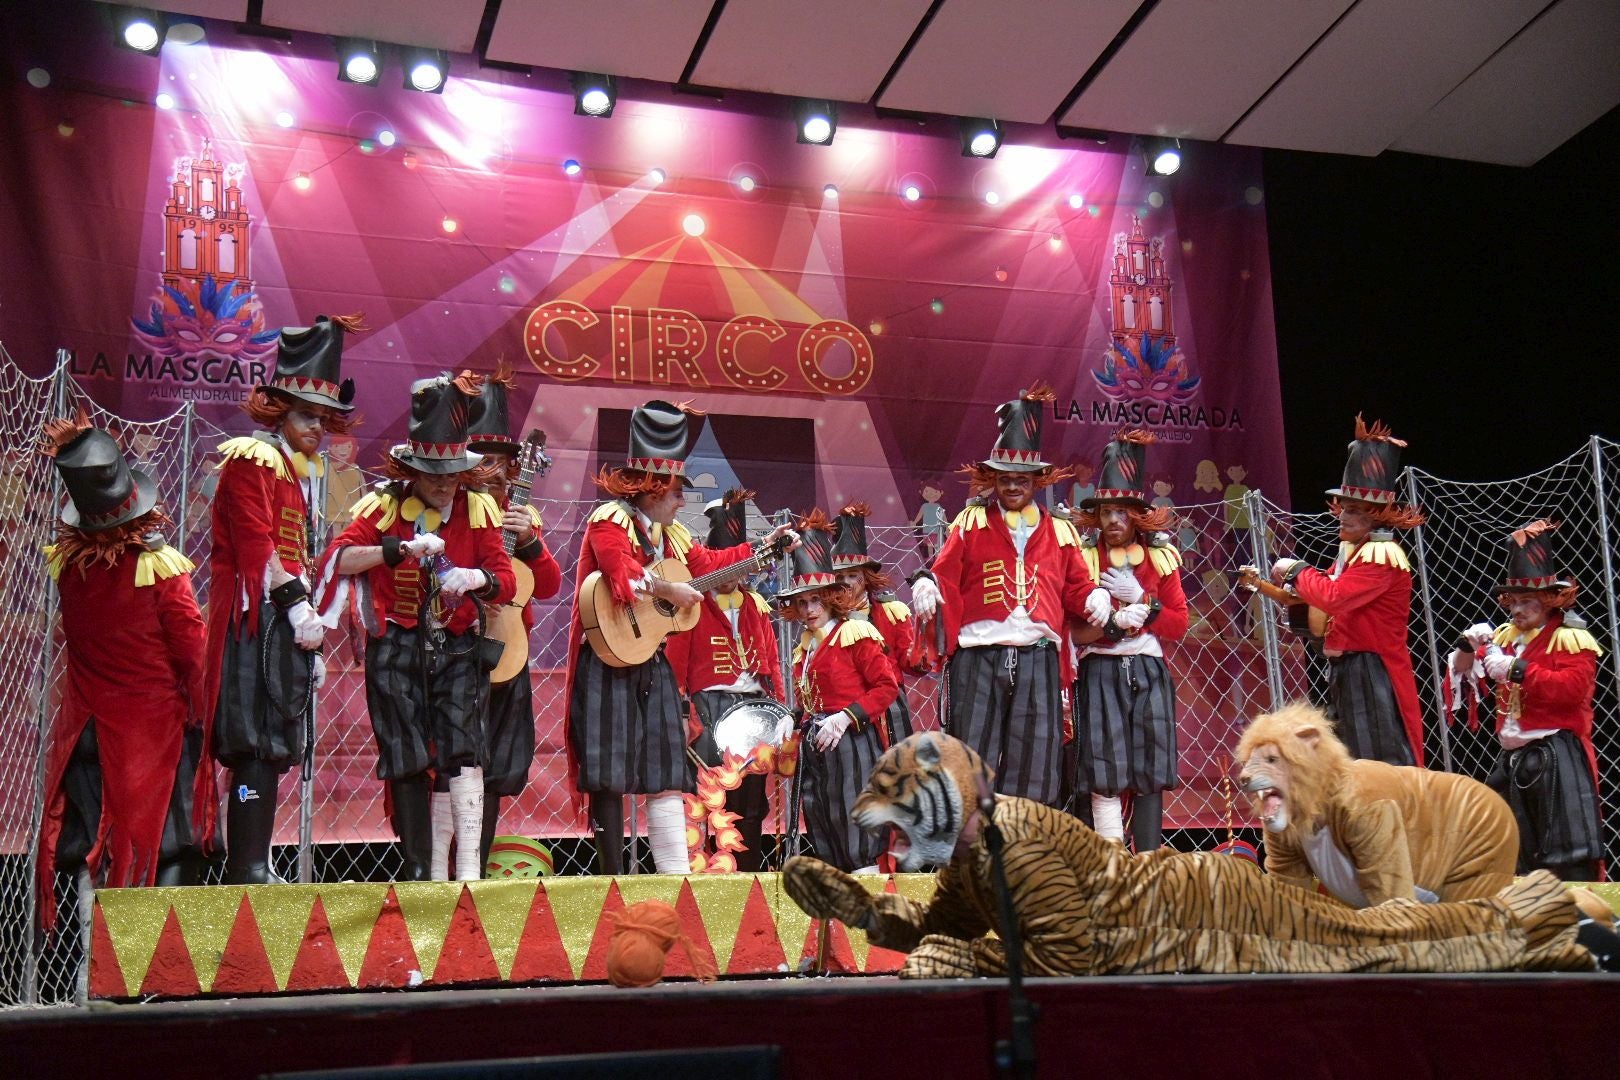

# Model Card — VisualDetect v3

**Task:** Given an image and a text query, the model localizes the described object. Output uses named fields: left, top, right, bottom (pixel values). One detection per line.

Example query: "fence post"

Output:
left=771, top=507, right=803, bottom=862
left=1403, top=468, right=1453, bottom=773
left=174, top=403, right=195, bottom=552
left=1243, top=489, right=1286, bottom=711
left=1589, top=436, right=1620, bottom=700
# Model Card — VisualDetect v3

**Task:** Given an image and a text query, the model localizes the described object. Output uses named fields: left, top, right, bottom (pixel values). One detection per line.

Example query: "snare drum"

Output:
left=713, top=697, right=795, bottom=759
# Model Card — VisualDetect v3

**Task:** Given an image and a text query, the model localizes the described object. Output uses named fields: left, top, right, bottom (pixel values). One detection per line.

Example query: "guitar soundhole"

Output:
left=653, top=599, right=676, bottom=617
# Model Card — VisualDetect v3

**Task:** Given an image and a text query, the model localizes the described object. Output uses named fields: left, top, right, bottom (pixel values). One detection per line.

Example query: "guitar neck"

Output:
left=501, top=475, right=537, bottom=556
left=686, top=546, right=775, bottom=594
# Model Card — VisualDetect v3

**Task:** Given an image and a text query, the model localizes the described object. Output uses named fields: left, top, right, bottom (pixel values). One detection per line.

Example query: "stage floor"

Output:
left=4, top=970, right=1616, bottom=1079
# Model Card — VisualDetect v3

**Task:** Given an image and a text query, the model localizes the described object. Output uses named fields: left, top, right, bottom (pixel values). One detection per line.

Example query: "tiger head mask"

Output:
left=854, top=732, right=992, bottom=871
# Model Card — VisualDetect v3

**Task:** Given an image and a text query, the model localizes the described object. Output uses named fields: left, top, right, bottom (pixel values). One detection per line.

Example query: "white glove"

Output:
left=1101, top=565, right=1145, bottom=604
left=1482, top=646, right=1514, bottom=682
left=813, top=711, right=851, bottom=752
left=287, top=600, right=326, bottom=650
left=1463, top=622, right=1497, bottom=648
left=1084, top=587, right=1113, bottom=627
left=773, top=712, right=797, bottom=745
left=403, top=533, right=446, bottom=560
left=910, top=576, right=941, bottom=622
left=1113, top=603, right=1151, bottom=631
left=1270, top=558, right=1302, bottom=584
left=311, top=652, right=327, bottom=691
left=437, top=566, right=486, bottom=601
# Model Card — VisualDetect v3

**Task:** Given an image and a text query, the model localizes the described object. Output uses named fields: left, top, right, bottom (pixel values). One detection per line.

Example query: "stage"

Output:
left=4, top=969, right=1616, bottom=1078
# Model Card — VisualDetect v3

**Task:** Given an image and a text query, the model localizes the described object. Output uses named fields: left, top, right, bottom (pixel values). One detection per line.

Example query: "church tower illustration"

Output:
left=1108, top=217, right=1175, bottom=348
left=162, top=136, right=252, bottom=291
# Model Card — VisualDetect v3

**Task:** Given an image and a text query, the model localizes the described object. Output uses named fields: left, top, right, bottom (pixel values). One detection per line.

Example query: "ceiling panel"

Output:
left=690, top=0, right=933, bottom=104
left=1391, top=0, right=1620, bottom=166
left=261, top=0, right=485, bottom=53
left=1060, top=0, right=1353, bottom=141
left=1225, top=0, right=1548, bottom=156
left=485, top=0, right=714, bottom=83
left=106, top=0, right=250, bottom=19
left=877, top=0, right=1141, bottom=124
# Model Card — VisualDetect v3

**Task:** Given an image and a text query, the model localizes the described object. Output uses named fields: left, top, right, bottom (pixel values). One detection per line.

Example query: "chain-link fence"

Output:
left=3, top=347, right=1618, bottom=1005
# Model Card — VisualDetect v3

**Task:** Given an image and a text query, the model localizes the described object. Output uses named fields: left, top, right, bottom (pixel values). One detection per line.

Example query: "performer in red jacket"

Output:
left=784, top=514, right=898, bottom=871
left=426, top=364, right=563, bottom=877
left=909, top=386, right=1099, bottom=806
left=204, top=315, right=359, bottom=884
left=317, top=374, right=515, bottom=881
left=37, top=416, right=209, bottom=921
left=832, top=502, right=917, bottom=745
left=1452, top=520, right=1603, bottom=880
left=1069, top=431, right=1189, bottom=852
left=1271, top=416, right=1424, bottom=766
left=665, top=489, right=785, bottom=872
left=566, top=402, right=796, bottom=875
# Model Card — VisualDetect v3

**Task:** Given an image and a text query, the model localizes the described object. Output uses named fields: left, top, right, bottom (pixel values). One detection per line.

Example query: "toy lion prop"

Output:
left=783, top=731, right=1618, bottom=978
left=1235, top=702, right=1519, bottom=906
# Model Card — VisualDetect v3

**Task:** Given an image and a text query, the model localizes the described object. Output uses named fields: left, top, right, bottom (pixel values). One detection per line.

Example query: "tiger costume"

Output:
left=785, top=732, right=1616, bottom=978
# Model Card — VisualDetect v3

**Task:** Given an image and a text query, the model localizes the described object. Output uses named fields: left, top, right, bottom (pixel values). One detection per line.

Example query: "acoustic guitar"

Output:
left=489, top=430, right=552, bottom=684
left=1236, top=564, right=1330, bottom=643
left=579, top=535, right=792, bottom=668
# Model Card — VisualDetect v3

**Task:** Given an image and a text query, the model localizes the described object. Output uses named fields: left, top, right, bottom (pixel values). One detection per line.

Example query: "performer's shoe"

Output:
left=390, top=775, right=433, bottom=881
left=1576, top=919, right=1620, bottom=972
left=224, top=761, right=280, bottom=885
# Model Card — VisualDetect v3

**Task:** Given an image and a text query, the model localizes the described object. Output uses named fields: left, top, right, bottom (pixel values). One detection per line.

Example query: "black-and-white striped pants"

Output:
left=1326, top=651, right=1415, bottom=765
left=1073, top=652, right=1179, bottom=796
left=212, top=603, right=313, bottom=771
left=484, top=670, right=535, bottom=796
left=801, top=719, right=885, bottom=871
left=364, top=624, right=487, bottom=780
left=945, top=642, right=1063, bottom=806
left=568, top=645, right=694, bottom=795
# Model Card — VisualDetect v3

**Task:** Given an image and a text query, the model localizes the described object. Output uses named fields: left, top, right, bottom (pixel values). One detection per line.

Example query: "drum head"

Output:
left=714, top=698, right=794, bottom=757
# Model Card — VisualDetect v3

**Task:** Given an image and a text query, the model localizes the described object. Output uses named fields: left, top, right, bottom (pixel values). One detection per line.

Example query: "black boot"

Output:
left=224, top=760, right=280, bottom=885
left=155, top=854, right=201, bottom=887
left=390, top=774, right=433, bottom=881
left=1577, top=919, right=1620, bottom=972
left=1554, top=860, right=1600, bottom=882
left=728, top=775, right=768, bottom=874
left=480, top=794, right=501, bottom=874
left=1130, top=792, right=1163, bottom=854
left=589, top=791, right=623, bottom=876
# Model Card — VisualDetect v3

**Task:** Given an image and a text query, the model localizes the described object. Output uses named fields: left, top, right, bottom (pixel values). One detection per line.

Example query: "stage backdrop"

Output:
left=0, top=11, right=1285, bottom=521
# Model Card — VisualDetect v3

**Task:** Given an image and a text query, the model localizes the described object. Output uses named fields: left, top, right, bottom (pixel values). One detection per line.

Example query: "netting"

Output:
left=2, top=346, right=1617, bottom=1007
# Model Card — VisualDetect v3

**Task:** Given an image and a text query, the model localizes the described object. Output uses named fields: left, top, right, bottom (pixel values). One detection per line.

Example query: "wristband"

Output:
left=1103, top=616, right=1126, bottom=643
left=475, top=570, right=499, bottom=599
left=906, top=568, right=937, bottom=587
left=1508, top=658, right=1527, bottom=684
left=1280, top=562, right=1306, bottom=586
left=269, top=578, right=309, bottom=610
left=1142, top=595, right=1163, bottom=627
left=844, top=704, right=867, bottom=731
left=380, top=535, right=405, bottom=568
left=513, top=535, right=543, bottom=563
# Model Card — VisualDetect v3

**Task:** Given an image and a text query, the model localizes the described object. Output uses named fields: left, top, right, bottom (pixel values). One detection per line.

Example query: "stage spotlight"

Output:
left=378, top=128, right=396, bottom=147
left=823, top=184, right=838, bottom=199
left=984, top=190, right=1000, bottom=206
left=274, top=109, right=295, bottom=128
left=1067, top=193, right=1084, bottom=209
left=116, top=8, right=163, bottom=54
left=682, top=214, right=706, bottom=237
left=649, top=167, right=666, bottom=184
left=402, top=48, right=447, bottom=94
left=737, top=175, right=756, bottom=192
left=562, top=158, right=581, bottom=176
left=572, top=72, right=617, bottom=118
left=959, top=118, right=1003, bottom=158
left=795, top=100, right=836, bottom=145
left=1145, top=137, right=1182, bottom=176
left=154, top=92, right=176, bottom=111
left=901, top=184, right=921, bottom=203
left=293, top=172, right=312, bottom=191
left=336, top=40, right=381, bottom=86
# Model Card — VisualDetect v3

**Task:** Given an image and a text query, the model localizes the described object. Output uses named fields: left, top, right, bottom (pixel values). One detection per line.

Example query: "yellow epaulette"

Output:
left=1080, top=545, right=1101, bottom=582
left=218, top=435, right=293, bottom=482
left=951, top=505, right=989, bottom=532
left=350, top=487, right=402, bottom=531
left=42, top=544, right=63, bottom=582
left=832, top=620, right=884, bottom=649
left=1493, top=622, right=1518, bottom=648
left=1051, top=516, right=1081, bottom=549
left=1349, top=539, right=1411, bottom=572
left=466, top=490, right=501, bottom=529
left=525, top=505, right=544, bottom=530
left=666, top=520, right=694, bottom=559
left=748, top=589, right=772, bottom=616
left=135, top=544, right=194, bottom=587
left=877, top=598, right=912, bottom=623
left=588, top=501, right=632, bottom=528
left=1147, top=539, right=1183, bottom=577
left=1550, top=625, right=1603, bottom=656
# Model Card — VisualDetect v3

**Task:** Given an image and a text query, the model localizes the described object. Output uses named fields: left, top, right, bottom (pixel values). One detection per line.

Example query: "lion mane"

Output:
left=1234, top=701, right=1352, bottom=836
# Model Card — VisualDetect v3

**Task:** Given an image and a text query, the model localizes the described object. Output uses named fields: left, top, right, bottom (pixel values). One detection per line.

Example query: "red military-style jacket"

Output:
left=666, top=587, right=783, bottom=744
left=1077, top=536, right=1190, bottom=646
left=318, top=483, right=516, bottom=636
left=1489, top=611, right=1601, bottom=783
left=1291, top=536, right=1424, bottom=766
left=792, top=619, right=900, bottom=746
left=929, top=502, right=1096, bottom=684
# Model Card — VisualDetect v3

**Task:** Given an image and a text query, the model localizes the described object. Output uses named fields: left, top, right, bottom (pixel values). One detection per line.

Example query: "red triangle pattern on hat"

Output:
left=990, top=449, right=1042, bottom=465
left=274, top=375, right=340, bottom=398
left=627, top=456, right=686, bottom=476
left=407, top=440, right=470, bottom=460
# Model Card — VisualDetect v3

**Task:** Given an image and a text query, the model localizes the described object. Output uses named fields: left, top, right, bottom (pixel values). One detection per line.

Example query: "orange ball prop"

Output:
left=605, top=900, right=718, bottom=988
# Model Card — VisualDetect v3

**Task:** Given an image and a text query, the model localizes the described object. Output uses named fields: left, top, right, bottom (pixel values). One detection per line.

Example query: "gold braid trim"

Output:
left=218, top=435, right=292, bottom=481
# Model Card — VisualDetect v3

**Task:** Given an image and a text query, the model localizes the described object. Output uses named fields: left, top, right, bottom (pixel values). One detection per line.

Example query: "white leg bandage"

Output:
left=429, top=791, right=454, bottom=882
left=1091, top=794, right=1125, bottom=841
left=647, top=791, right=691, bottom=874
left=449, top=768, right=486, bottom=881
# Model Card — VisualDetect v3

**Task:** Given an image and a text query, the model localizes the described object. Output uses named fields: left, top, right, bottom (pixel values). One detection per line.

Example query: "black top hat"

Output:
left=704, top=489, right=750, bottom=549
left=1326, top=415, right=1404, bottom=505
left=779, top=522, right=838, bottom=598
left=467, top=369, right=520, bottom=455
left=50, top=424, right=157, bottom=532
left=1080, top=431, right=1152, bottom=510
left=982, top=385, right=1054, bottom=472
left=388, top=374, right=483, bottom=475
left=832, top=504, right=881, bottom=571
left=627, top=400, right=692, bottom=477
left=1496, top=520, right=1574, bottom=593
left=264, top=315, right=357, bottom=411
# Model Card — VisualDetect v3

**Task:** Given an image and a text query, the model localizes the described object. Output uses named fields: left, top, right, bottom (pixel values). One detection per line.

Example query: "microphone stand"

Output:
left=980, top=793, right=1038, bottom=1080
